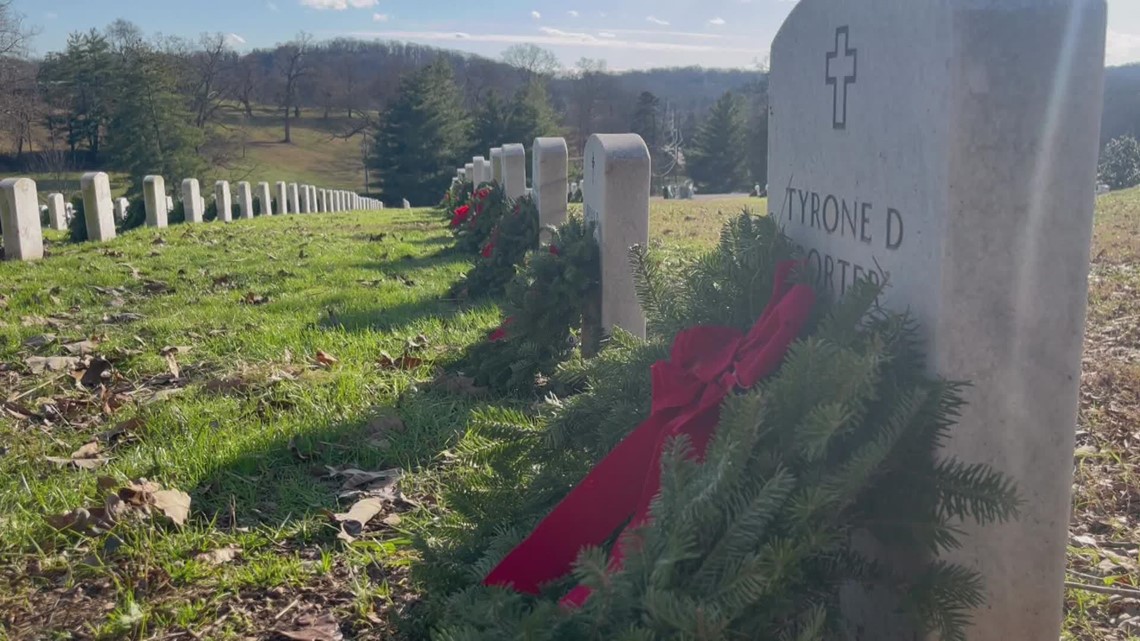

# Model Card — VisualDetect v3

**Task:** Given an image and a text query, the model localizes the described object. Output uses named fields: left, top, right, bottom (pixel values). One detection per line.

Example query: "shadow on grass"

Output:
left=318, top=295, right=464, bottom=333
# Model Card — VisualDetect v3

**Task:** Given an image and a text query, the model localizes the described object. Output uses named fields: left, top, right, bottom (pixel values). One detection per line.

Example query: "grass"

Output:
left=0, top=188, right=1136, bottom=640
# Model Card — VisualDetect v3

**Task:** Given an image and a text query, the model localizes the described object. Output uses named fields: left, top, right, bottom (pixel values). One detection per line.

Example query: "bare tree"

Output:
left=0, top=1, right=39, bottom=158
left=0, top=0, right=30, bottom=57
left=567, top=57, right=610, bottom=153
left=230, top=54, right=261, bottom=118
left=501, top=44, right=561, bottom=83
left=276, top=32, right=312, bottom=143
left=189, top=33, right=232, bottom=128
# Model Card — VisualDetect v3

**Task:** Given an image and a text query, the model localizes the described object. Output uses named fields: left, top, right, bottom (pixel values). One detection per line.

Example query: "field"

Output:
left=0, top=191, right=1136, bottom=640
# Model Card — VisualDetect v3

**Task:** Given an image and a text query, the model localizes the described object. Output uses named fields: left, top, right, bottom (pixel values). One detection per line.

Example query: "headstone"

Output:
left=237, top=181, right=254, bottom=220
left=472, top=156, right=488, bottom=185
left=533, top=138, right=569, bottom=232
left=215, top=181, right=233, bottom=222
left=275, top=182, right=287, bottom=215
left=768, top=2, right=1107, bottom=639
left=80, top=172, right=116, bottom=242
left=458, top=167, right=467, bottom=180
left=0, top=178, right=43, bottom=261
left=288, top=183, right=300, bottom=214
left=309, top=186, right=318, bottom=212
left=47, top=193, right=67, bottom=231
left=114, top=198, right=129, bottom=222
left=501, top=143, right=527, bottom=200
left=258, top=182, right=273, bottom=216
left=465, top=163, right=475, bottom=185
left=583, top=133, right=651, bottom=339
left=317, top=189, right=325, bottom=213
left=490, top=147, right=503, bottom=183
left=166, top=195, right=174, bottom=211
left=299, top=185, right=311, bottom=214
left=402, top=198, right=411, bottom=209
left=182, top=179, right=204, bottom=223
left=143, top=175, right=168, bottom=228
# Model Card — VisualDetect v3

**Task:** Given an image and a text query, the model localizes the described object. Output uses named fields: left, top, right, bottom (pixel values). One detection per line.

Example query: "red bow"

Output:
left=483, top=260, right=815, bottom=605
left=451, top=205, right=471, bottom=228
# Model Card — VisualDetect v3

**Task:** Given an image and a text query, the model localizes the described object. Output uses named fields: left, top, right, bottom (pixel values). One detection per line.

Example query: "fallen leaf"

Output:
left=288, top=437, right=310, bottom=462
left=26, top=355, right=79, bottom=374
left=62, top=340, right=99, bottom=356
left=241, top=292, right=269, bottom=306
left=433, top=370, right=487, bottom=397
left=74, top=357, right=113, bottom=389
left=277, top=613, right=343, bottom=641
left=104, top=312, right=144, bottom=324
left=332, top=497, right=384, bottom=542
left=315, top=351, right=339, bottom=368
left=23, top=334, right=57, bottom=350
left=150, top=489, right=191, bottom=526
left=72, top=441, right=101, bottom=459
left=325, top=466, right=401, bottom=492
left=163, top=352, right=181, bottom=379
left=141, top=280, right=172, bottom=295
left=194, top=545, right=240, bottom=565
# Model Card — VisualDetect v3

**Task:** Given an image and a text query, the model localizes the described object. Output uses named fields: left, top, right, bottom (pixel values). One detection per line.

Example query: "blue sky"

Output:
left=15, top=0, right=1140, bottom=71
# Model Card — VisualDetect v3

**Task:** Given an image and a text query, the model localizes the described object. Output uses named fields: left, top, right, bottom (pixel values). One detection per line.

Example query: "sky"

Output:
left=13, top=0, right=1140, bottom=71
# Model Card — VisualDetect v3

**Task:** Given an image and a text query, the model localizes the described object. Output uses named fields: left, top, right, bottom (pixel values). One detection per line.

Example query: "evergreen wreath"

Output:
left=451, top=195, right=542, bottom=300
left=414, top=212, right=1020, bottom=641
left=452, top=184, right=509, bottom=255
left=457, top=215, right=600, bottom=395
left=441, top=179, right=473, bottom=216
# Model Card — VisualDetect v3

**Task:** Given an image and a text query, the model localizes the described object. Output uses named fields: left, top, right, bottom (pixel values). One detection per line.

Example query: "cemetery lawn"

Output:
left=2, top=191, right=1138, bottom=640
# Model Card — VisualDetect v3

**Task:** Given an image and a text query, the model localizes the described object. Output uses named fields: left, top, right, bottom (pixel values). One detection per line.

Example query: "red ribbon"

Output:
left=482, top=260, right=815, bottom=605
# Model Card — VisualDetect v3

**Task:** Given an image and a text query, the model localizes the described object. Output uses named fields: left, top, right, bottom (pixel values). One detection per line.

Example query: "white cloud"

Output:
left=538, top=27, right=597, bottom=42
left=300, top=0, right=377, bottom=10
left=1107, top=30, right=1140, bottom=67
left=44, top=11, right=58, bottom=19
left=348, top=29, right=767, bottom=56
left=372, top=12, right=389, bottom=21
left=531, top=10, right=541, bottom=19
left=607, top=28, right=724, bottom=39
left=224, top=33, right=247, bottom=47
left=708, top=17, right=726, bottom=26
left=567, top=10, right=579, bottom=18
left=597, top=32, right=616, bottom=38
left=646, top=16, right=670, bottom=26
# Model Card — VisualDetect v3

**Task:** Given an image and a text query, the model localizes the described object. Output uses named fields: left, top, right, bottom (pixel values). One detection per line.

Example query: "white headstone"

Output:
left=257, top=182, right=272, bottom=216
left=275, top=182, right=287, bottom=216
left=402, top=198, right=411, bottom=209
left=114, top=198, right=129, bottom=222
left=0, top=178, right=43, bottom=261
left=768, top=2, right=1107, bottom=639
left=490, top=147, right=504, bottom=183
left=317, top=189, right=326, bottom=213
left=214, top=181, right=233, bottom=222
left=166, top=195, right=174, bottom=211
left=583, top=133, right=651, bottom=339
left=182, top=179, right=203, bottom=223
left=458, top=167, right=467, bottom=180
left=81, top=172, right=115, bottom=242
left=472, top=156, right=488, bottom=185
left=288, top=184, right=300, bottom=214
left=237, top=182, right=254, bottom=220
left=143, top=175, right=168, bottom=228
left=47, top=193, right=67, bottom=231
left=309, top=186, right=318, bottom=212
left=501, top=143, right=526, bottom=200
left=533, top=137, right=569, bottom=231
left=298, top=185, right=311, bottom=214
left=465, top=163, right=475, bottom=184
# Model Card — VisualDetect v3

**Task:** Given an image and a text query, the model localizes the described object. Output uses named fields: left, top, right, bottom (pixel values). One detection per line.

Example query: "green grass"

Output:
left=0, top=188, right=1134, bottom=640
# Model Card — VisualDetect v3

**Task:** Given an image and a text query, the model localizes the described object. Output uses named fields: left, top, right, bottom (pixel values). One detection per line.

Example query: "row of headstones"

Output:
left=0, top=172, right=387, bottom=261
left=454, top=133, right=651, bottom=351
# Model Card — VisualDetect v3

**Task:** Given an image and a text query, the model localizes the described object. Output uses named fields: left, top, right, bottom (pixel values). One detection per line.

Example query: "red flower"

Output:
left=475, top=187, right=491, bottom=200
left=489, top=316, right=515, bottom=342
left=450, top=204, right=471, bottom=227
left=482, top=242, right=495, bottom=258
left=549, top=245, right=561, bottom=256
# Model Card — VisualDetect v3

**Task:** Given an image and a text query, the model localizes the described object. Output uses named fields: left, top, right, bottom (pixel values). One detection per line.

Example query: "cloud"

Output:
left=708, top=17, right=726, bottom=26
left=607, top=29, right=724, bottom=39
left=567, top=10, right=579, bottom=18
left=372, top=13, right=389, bottom=21
left=646, top=16, right=670, bottom=26
left=531, top=10, right=541, bottom=19
left=1107, top=30, right=1140, bottom=67
left=44, top=11, right=58, bottom=19
left=224, top=33, right=247, bottom=47
left=300, top=0, right=377, bottom=9
left=347, top=29, right=767, bottom=56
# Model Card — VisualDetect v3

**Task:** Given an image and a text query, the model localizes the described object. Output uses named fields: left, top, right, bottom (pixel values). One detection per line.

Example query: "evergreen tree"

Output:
left=630, top=91, right=664, bottom=192
left=505, top=82, right=562, bottom=151
left=38, top=31, right=117, bottom=160
left=1099, top=135, right=1140, bottom=191
left=471, top=91, right=511, bottom=157
left=371, top=57, right=471, bottom=205
left=687, top=91, right=749, bottom=194
left=105, top=44, right=203, bottom=202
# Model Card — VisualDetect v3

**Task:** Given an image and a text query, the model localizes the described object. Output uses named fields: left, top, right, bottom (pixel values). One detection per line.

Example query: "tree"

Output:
left=567, top=57, right=611, bottom=153
left=1099, top=135, right=1140, bottom=191
left=501, top=44, right=560, bottom=83
left=105, top=40, right=203, bottom=201
left=369, top=57, right=471, bottom=205
left=276, top=32, right=311, bottom=143
left=505, top=82, right=561, bottom=151
left=471, top=91, right=510, bottom=155
left=687, top=91, right=749, bottom=194
left=630, top=91, right=663, bottom=190
left=38, top=30, right=117, bottom=160
left=188, top=32, right=232, bottom=129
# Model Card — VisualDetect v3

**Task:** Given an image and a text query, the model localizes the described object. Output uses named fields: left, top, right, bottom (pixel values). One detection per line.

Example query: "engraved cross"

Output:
left=825, top=26, right=857, bottom=130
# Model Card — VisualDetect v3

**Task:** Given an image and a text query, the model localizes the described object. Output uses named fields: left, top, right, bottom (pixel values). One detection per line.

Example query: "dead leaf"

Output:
left=45, top=441, right=110, bottom=471
left=405, top=334, right=430, bottom=350
left=164, top=352, right=181, bottom=379
left=104, top=312, right=144, bottom=324
left=203, top=376, right=251, bottom=395
left=377, top=351, right=422, bottom=371
left=62, top=340, right=99, bottom=356
left=332, top=497, right=384, bottom=542
left=194, top=545, right=240, bottom=565
left=433, top=370, right=487, bottom=397
left=315, top=351, right=339, bottom=368
left=277, top=613, right=343, bottom=641
left=325, top=466, right=401, bottom=492
left=23, top=334, right=57, bottom=350
left=288, top=437, right=310, bottom=462
left=74, top=357, right=113, bottom=389
left=26, top=355, right=79, bottom=375
left=241, top=292, right=269, bottom=306
left=150, top=489, right=191, bottom=526
left=141, top=280, right=172, bottom=295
